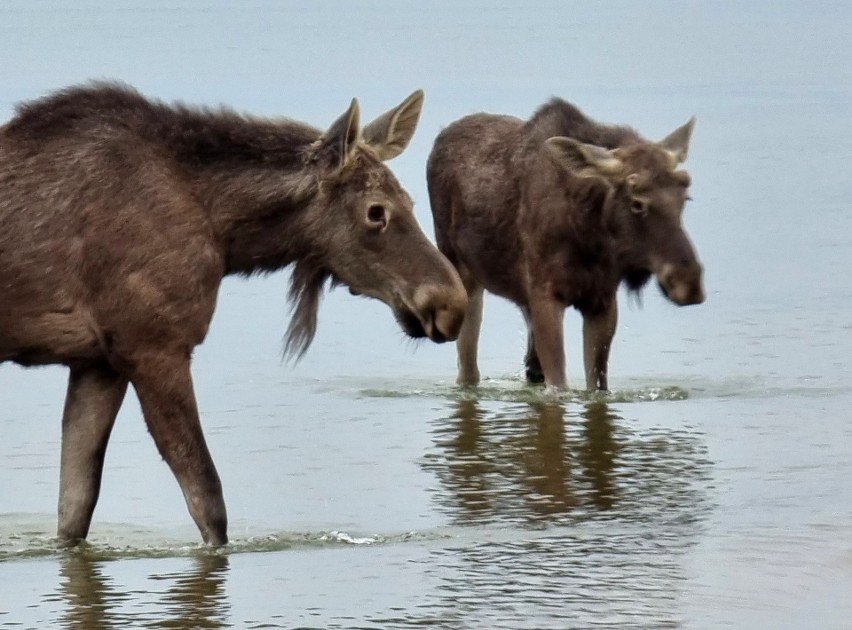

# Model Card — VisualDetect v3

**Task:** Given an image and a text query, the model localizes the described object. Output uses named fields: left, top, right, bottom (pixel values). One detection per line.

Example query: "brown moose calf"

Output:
left=0, top=83, right=467, bottom=545
left=427, top=99, right=704, bottom=391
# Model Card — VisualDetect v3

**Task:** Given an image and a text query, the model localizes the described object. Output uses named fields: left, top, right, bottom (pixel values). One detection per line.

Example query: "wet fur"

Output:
left=428, top=98, right=703, bottom=389
left=0, top=82, right=466, bottom=544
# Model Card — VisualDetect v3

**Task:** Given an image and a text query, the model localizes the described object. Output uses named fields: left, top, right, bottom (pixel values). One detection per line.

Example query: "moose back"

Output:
left=0, top=83, right=467, bottom=545
left=428, top=98, right=704, bottom=391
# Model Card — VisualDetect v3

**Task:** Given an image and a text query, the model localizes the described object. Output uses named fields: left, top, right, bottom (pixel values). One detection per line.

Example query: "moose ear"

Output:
left=659, top=116, right=695, bottom=164
left=320, top=98, right=361, bottom=169
left=361, top=89, right=424, bottom=161
left=545, top=137, right=623, bottom=178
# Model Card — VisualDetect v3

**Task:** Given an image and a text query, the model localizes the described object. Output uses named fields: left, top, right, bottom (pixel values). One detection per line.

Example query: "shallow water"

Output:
left=2, top=1, right=852, bottom=628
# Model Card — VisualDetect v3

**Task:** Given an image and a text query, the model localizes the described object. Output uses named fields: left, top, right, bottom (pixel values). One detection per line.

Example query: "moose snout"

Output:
left=412, top=284, right=468, bottom=343
left=657, top=262, right=705, bottom=306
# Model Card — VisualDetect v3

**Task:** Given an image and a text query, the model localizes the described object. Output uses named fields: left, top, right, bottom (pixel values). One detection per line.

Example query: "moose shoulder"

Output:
left=0, top=83, right=466, bottom=545
left=428, top=98, right=704, bottom=391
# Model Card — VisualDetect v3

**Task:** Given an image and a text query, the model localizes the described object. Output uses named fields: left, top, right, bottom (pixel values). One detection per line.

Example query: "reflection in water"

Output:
left=150, top=554, right=230, bottom=629
left=511, top=401, right=574, bottom=517
left=422, top=399, right=713, bottom=628
left=57, top=552, right=230, bottom=629
left=436, top=400, right=579, bottom=521
left=426, top=397, right=712, bottom=528
left=578, top=401, right=619, bottom=511
left=58, top=553, right=129, bottom=630
left=426, top=400, right=632, bottom=525
left=437, top=400, right=492, bottom=517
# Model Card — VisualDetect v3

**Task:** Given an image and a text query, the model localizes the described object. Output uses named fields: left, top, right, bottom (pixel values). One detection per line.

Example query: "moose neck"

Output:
left=6, top=83, right=327, bottom=276
left=165, top=114, right=325, bottom=276
left=192, top=162, right=322, bottom=276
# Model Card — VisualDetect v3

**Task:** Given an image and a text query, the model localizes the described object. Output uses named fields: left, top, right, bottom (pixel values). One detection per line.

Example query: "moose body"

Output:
left=0, top=83, right=467, bottom=545
left=428, top=99, right=704, bottom=391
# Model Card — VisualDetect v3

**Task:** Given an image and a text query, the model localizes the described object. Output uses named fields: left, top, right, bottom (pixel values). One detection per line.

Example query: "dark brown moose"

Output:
left=428, top=98, right=704, bottom=391
left=0, top=83, right=467, bottom=545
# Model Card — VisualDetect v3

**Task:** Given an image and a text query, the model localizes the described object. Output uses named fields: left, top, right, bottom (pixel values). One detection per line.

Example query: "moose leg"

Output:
left=58, top=363, right=129, bottom=544
left=582, top=300, right=618, bottom=391
left=456, top=282, right=484, bottom=386
left=528, top=295, right=567, bottom=389
left=522, top=309, right=544, bottom=383
left=129, top=350, right=228, bottom=545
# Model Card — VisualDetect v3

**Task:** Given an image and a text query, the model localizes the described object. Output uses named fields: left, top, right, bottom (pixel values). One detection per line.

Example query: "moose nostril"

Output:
left=658, top=264, right=675, bottom=286
left=413, top=283, right=467, bottom=343
left=432, top=303, right=464, bottom=342
left=428, top=311, right=447, bottom=343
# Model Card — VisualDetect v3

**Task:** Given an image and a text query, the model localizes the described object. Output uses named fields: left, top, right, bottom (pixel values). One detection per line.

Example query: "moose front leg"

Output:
left=58, top=363, right=129, bottom=545
left=456, top=283, right=483, bottom=386
left=582, top=300, right=618, bottom=391
left=129, top=349, right=228, bottom=545
left=528, top=294, right=567, bottom=389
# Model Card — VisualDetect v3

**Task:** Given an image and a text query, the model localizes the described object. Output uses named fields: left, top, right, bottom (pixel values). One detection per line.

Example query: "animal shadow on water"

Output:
left=57, top=553, right=230, bottom=629
left=0, top=82, right=467, bottom=546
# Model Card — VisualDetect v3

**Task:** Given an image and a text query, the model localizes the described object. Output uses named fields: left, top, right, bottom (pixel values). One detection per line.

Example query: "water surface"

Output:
left=2, top=1, right=852, bottom=628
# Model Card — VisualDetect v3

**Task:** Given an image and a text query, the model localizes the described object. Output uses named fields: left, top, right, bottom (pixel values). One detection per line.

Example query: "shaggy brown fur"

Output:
left=0, top=82, right=467, bottom=545
left=428, top=98, right=704, bottom=391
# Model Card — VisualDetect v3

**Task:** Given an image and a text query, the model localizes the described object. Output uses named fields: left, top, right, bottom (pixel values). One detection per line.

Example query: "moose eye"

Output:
left=630, top=198, right=649, bottom=216
left=367, top=204, right=387, bottom=227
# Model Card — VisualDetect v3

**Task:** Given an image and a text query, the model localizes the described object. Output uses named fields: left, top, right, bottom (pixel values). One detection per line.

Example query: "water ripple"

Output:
left=358, top=378, right=690, bottom=404
left=422, top=400, right=713, bottom=531
left=0, top=526, right=452, bottom=562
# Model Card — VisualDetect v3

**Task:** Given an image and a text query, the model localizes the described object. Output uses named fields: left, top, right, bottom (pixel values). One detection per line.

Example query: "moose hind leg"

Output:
left=456, top=282, right=484, bottom=386
left=522, top=310, right=545, bottom=383
left=130, top=349, right=228, bottom=545
left=58, top=363, right=128, bottom=545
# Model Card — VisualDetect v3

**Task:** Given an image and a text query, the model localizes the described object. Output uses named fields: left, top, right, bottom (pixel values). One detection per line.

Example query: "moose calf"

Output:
left=0, top=83, right=467, bottom=545
left=428, top=98, right=704, bottom=391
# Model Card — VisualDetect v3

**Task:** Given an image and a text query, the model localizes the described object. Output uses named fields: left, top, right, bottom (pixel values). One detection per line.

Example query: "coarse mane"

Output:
left=7, top=81, right=322, bottom=170
left=523, top=98, right=640, bottom=149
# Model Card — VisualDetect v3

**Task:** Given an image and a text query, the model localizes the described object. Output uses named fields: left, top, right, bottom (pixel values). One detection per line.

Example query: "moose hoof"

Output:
left=525, top=367, right=545, bottom=384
